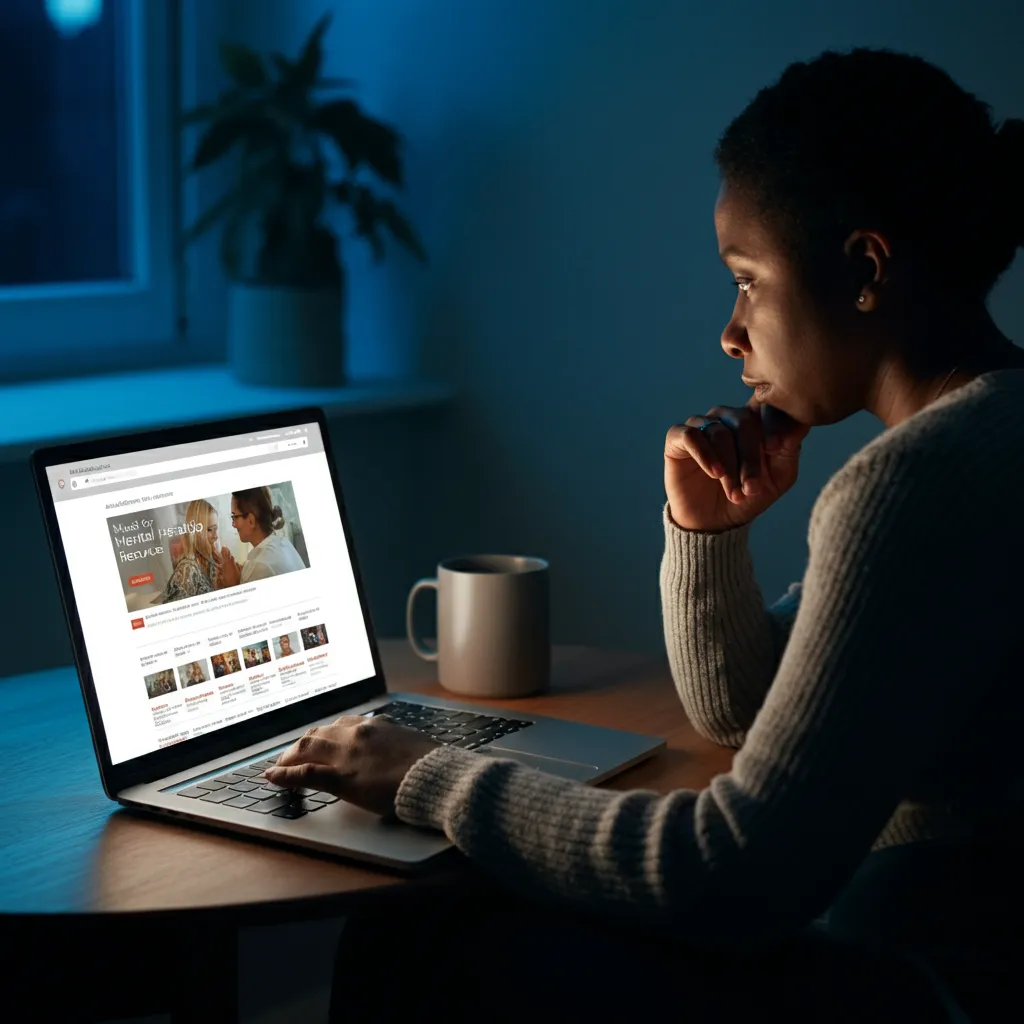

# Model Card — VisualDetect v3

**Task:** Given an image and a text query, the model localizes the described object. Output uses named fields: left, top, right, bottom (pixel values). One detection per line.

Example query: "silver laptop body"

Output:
left=33, top=407, right=665, bottom=871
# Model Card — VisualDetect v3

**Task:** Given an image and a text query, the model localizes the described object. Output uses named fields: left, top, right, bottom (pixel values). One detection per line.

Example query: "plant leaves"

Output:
left=183, top=190, right=239, bottom=247
left=190, top=104, right=286, bottom=170
left=308, top=224, right=343, bottom=285
left=358, top=119, right=402, bottom=185
left=379, top=201, right=427, bottom=261
left=332, top=183, right=423, bottom=262
left=191, top=115, right=252, bottom=169
left=312, top=99, right=361, bottom=166
left=182, top=86, right=248, bottom=127
left=239, top=158, right=339, bottom=286
left=268, top=18, right=333, bottom=116
left=184, top=15, right=420, bottom=283
left=313, top=100, right=403, bottom=184
left=255, top=204, right=341, bottom=287
left=219, top=42, right=267, bottom=88
left=183, top=164, right=268, bottom=246
left=294, top=12, right=332, bottom=90
left=270, top=52, right=293, bottom=80
left=280, top=164, right=327, bottom=239
left=345, top=184, right=386, bottom=262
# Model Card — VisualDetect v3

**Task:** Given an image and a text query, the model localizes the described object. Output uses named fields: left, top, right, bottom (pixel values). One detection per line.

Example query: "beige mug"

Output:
left=405, top=555, right=550, bottom=698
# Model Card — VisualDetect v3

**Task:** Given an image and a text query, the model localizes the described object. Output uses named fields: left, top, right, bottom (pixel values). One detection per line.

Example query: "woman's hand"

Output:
left=263, top=716, right=441, bottom=816
left=218, top=549, right=241, bottom=588
left=664, top=398, right=810, bottom=532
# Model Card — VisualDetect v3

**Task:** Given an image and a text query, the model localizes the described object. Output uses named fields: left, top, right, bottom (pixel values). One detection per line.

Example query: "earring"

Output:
left=858, top=295, right=866, bottom=303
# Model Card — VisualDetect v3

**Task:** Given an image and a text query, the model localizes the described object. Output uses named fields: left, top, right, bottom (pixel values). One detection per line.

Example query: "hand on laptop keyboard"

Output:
left=176, top=756, right=338, bottom=817
left=262, top=711, right=444, bottom=816
left=262, top=701, right=533, bottom=816
left=178, top=701, right=534, bottom=819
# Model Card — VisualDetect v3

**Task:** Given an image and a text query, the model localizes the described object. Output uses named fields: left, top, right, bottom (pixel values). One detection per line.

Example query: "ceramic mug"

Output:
left=405, top=555, right=550, bottom=698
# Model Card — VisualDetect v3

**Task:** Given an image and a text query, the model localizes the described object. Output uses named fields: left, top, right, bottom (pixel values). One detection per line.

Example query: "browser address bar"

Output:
left=72, top=437, right=309, bottom=491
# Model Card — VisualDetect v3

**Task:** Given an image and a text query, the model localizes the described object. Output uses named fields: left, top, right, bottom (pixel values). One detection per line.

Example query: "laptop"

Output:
left=32, top=407, right=665, bottom=871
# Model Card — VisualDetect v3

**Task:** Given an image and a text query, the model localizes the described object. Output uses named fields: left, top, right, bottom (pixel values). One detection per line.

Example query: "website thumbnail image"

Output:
left=141, top=617, right=333, bottom=745
left=108, top=482, right=308, bottom=615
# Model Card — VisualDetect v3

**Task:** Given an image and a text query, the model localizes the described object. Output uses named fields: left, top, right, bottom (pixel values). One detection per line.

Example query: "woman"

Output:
left=183, top=661, right=205, bottom=687
left=161, top=499, right=221, bottom=603
left=266, top=49, right=1024, bottom=1021
left=219, top=487, right=306, bottom=585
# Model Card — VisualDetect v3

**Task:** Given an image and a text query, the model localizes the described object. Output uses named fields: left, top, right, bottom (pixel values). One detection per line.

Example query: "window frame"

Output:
left=0, top=0, right=220, bottom=383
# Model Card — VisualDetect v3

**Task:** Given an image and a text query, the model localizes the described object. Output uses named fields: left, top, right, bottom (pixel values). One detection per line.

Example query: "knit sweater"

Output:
left=395, top=369, right=1024, bottom=945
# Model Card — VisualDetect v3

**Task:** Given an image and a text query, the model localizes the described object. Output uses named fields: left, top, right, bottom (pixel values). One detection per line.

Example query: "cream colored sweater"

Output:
left=396, top=369, right=1024, bottom=943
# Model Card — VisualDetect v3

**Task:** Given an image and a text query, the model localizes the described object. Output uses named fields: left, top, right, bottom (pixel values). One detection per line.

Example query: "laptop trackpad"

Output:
left=478, top=747, right=598, bottom=781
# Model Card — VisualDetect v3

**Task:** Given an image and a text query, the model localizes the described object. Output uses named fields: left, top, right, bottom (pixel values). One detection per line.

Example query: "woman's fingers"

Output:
left=264, top=761, right=341, bottom=793
left=667, top=400, right=807, bottom=505
left=703, top=406, right=762, bottom=499
left=734, top=413, right=766, bottom=494
left=697, top=420, right=742, bottom=499
left=666, top=421, right=731, bottom=482
left=276, top=727, right=337, bottom=767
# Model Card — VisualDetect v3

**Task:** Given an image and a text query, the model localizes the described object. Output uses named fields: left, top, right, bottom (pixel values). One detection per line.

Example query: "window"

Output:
left=0, top=0, right=176, bottom=363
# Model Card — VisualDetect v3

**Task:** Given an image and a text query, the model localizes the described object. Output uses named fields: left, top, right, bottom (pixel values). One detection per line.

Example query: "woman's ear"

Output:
left=843, top=228, right=892, bottom=304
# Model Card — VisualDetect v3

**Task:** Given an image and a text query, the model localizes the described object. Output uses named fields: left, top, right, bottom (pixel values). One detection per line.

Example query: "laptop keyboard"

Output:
left=175, top=700, right=533, bottom=818
left=175, top=757, right=326, bottom=818
left=364, top=700, right=533, bottom=748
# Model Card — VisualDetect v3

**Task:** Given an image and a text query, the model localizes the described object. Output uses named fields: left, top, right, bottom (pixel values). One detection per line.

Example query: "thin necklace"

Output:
left=932, top=365, right=959, bottom=403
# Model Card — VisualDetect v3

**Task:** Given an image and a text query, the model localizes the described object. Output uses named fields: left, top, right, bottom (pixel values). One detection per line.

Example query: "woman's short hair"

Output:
left=232, top=486, right=285, bottom=535
left=714, top=47, right=1024, bottom=306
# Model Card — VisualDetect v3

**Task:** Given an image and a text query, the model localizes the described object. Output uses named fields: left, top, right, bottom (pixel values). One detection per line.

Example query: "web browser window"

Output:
left=44, top=421, right=376, bottom=764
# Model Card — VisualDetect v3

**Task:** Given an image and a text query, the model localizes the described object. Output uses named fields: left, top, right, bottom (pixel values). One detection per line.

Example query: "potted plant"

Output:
left=182, top=13, right=425, bottom=387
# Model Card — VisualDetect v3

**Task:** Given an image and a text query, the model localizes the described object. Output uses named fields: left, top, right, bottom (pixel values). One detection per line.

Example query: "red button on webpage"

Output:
left=129, top=573, right=154, bottom=588
left=131, top=618, right=145, bottom=630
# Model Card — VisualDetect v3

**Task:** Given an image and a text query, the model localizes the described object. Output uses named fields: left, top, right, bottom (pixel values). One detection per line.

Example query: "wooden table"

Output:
left=0, top=640, right=734, bottom=1019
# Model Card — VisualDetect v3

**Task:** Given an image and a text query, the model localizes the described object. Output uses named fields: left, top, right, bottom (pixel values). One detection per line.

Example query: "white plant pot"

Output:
left=227, top=283, right=345, bottom=388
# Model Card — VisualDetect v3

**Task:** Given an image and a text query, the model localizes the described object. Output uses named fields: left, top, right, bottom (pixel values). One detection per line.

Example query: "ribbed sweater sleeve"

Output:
left=659, top=505, right=803, bottom=747
left=395, top=442, right=986, bottom=944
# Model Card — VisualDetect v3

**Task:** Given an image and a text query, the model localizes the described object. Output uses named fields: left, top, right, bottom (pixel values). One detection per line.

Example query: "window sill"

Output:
left=0, top=366, right=455, bottom=464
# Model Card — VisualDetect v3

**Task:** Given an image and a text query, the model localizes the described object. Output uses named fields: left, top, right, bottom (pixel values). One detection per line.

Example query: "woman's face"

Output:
left=207, top=512, right=219, bottom=547
left=714, top=180, right=872, bottom=426
left=230, top=499, right=255, bottom=544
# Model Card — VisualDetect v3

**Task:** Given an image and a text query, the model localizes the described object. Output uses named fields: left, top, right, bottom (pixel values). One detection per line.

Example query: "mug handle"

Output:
left=405, top=578, right=439, bottom=662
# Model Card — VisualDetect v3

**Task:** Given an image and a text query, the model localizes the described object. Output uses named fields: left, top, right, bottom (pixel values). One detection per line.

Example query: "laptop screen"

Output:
left=43, top=419, right=376, bottom=765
